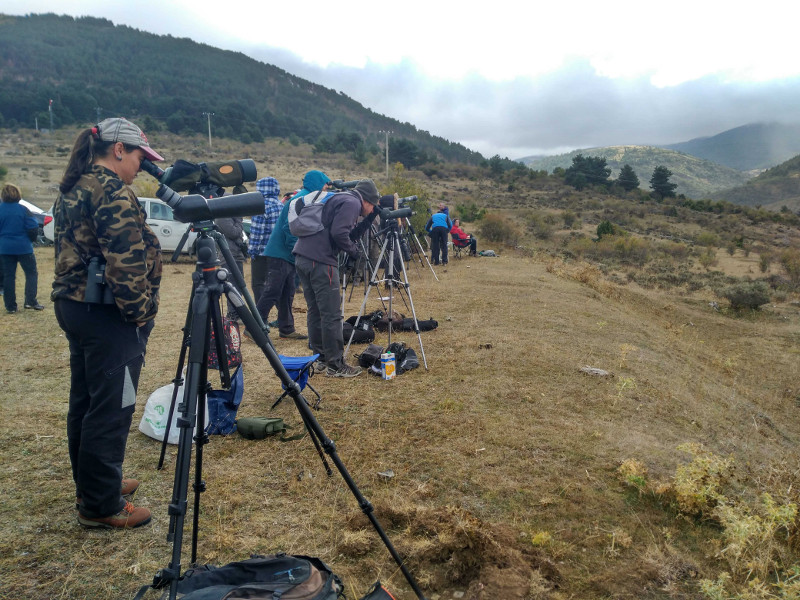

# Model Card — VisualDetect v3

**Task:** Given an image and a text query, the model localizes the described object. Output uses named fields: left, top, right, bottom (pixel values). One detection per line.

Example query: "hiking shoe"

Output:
left=312, top=360, right=327, bottom=374
left=268, top=319, right=279, bottom=328
left=78, top=501, right=151, bottom=529
left=326, top=364, right=363, bottom=378
left=24, top=303, right=45, bottom=310
left=6, top=308, right=16, bottom=314
left=76, top=478, right=140, bottom=509
left=280, top=331, right=308, bottom=340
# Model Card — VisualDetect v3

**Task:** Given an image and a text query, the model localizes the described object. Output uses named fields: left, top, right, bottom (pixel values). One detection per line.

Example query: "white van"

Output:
left=43, top=197, right=197, bottom=254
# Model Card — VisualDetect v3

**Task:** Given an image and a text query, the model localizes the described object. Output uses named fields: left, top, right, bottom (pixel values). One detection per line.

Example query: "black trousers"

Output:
left=429, top=226, right=449, bottom=265
left=250, top=255, right=269, bottom=306
left=54, top=299, right=152, bottom=517
left=255, top=257, right=297, bottom=336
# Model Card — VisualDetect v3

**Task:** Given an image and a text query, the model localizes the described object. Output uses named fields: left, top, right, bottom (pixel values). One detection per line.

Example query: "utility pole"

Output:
left=48, top=99, right=54, bottom=132
left=96, top=106, right=102, bottom=122
left=379, top=130, right=392, bottom=179
left=203, top=112, right=214, bottom=148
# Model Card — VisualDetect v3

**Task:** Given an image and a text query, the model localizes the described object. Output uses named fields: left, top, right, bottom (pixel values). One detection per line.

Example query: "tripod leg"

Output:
left=396, top=240, right=429, bottom=370
left=165, top=281, right=213, bottom=600
left=343, top=236, right=389, bottom=360
left=158, top=280, right=196, bottom=470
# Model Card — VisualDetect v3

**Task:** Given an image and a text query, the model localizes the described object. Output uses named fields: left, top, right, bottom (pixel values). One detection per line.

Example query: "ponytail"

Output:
left=59, top=128, right=115, bottom=194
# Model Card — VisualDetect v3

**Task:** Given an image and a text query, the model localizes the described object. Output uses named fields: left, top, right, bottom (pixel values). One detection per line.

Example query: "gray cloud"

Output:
left=245, top=48, right=800, bottom=160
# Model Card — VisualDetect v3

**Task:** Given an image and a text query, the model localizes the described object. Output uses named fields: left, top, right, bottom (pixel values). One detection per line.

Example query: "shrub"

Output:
left=669, top=443, right=732, bottom=517
left=455, top=201, right=486, bottom=223
left=478, top=214, right=523, bottom=245
left=697, top=231, right=721, bottom=247
left=562, top=210, right=579, bottom=229
left=779, top=249, right=800, bottom=289
left=720, top=281, right=771, bottom=310
left=698, top=247, right=719, bottom=270
left=525, top=211, right=555, bottom=240
left=596, top=220, right=617, bottom=239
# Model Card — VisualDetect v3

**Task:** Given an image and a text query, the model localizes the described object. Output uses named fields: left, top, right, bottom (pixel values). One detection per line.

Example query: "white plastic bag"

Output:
left=138, top=381, right=209, bottom=445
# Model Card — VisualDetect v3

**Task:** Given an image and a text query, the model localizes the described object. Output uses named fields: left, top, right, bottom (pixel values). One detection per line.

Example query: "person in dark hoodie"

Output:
left=293, top=178, right=380, bottom=377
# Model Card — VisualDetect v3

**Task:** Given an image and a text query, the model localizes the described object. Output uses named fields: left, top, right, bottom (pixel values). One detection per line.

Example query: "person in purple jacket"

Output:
left=293, top=178, right=380, bottom=377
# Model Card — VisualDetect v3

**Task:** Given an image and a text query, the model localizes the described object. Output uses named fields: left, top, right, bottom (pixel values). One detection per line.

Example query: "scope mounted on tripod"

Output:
left=141, top=159, right=265, bottom=223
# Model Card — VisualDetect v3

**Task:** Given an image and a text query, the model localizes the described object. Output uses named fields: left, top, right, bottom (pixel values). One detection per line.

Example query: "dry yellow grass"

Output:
left=2, top=129, right=800, bottom=599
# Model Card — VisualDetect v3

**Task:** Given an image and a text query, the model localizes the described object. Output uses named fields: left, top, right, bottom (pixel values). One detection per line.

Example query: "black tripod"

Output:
left=145, top=227, right=428, bottom=600
left=344, top=218, right=429, bottom=368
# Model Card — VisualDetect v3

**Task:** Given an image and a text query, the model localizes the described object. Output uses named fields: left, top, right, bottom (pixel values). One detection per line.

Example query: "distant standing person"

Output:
left=248, top=177, right=282, bottom=304
left=0, top=183, right=44, bottom=313
left=425, top=204, right=453, bottom=266
left=52, top=117, right=163, bottom=529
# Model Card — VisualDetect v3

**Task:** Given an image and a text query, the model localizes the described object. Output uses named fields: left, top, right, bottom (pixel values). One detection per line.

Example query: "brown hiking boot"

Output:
left=75, top=478, right=140, bottom=509
left=78, top=501, right=151, bottom=529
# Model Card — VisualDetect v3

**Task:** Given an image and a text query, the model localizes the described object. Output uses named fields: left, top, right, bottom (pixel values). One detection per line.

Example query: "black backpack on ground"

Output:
left=342, top=315, right=375, bottom=344
left=146, top=554, right=343, bottom=600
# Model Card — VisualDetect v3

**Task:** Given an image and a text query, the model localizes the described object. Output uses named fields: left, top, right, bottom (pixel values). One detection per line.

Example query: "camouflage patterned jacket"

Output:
left=51, top=165, right=162, bottom=323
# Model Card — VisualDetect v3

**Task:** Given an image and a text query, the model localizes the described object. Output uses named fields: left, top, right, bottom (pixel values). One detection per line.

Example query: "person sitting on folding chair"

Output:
left=450, top=218, right=477, bottom=257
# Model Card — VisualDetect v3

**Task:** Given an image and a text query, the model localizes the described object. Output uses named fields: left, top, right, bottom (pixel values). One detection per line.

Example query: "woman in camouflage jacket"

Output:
left=52, top=117, right=163, bottom=529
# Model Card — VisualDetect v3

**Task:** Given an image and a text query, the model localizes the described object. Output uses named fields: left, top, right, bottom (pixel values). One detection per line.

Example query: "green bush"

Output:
left=779, top=249, right=800, bottom=289
left=697, top=231, right=721, bottom=247
left=596, top=220, right=616, bottom=239
left=455, top=201, right=486, bottom=223
left=478, top=214, right=523, bottom=245
left=720, top=281, right=771, bottom=310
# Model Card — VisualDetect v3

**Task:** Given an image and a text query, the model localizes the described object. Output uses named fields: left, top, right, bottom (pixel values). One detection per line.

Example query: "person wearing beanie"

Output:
left=293, top=177, right=380, bottom=377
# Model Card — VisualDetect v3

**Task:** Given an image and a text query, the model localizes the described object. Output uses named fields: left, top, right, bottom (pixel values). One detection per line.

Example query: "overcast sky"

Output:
left=6, top=0, right=800, bottom=160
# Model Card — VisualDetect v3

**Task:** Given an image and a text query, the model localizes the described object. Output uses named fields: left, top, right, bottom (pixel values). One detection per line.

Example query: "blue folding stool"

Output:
left=272, top=353, right=322, bottom=409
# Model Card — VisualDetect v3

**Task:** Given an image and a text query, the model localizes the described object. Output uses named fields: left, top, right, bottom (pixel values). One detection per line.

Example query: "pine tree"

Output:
left=650, top=166, right=677, bottom=199
left=618, top=164, right=639, bottom=191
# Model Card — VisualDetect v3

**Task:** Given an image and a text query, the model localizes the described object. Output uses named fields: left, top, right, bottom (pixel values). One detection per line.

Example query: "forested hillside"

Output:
left=0, top=13, right=483, bottom=166
left=663, top=122, right=800, bottom=171
left=712, top=153, right=800, bottom=211
left=520, top=145, right=751, bottom=198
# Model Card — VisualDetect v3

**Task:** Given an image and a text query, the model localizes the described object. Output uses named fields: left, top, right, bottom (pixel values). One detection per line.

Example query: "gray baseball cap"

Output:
left=95, top=117, right=164, bottom=162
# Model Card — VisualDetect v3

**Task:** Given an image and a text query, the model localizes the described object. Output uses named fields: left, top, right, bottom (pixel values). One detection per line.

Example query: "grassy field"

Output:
left=1, top=129, right=800, bottom=599
left=1, top=241, right=799, bottom=599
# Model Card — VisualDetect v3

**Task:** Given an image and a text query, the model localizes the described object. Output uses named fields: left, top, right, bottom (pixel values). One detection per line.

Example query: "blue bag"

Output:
left=206, top=366, right=244, bottom=435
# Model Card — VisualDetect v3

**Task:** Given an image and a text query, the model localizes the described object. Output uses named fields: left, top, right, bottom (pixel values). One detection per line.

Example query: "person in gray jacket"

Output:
left=293, top=179, right=380, bottom=377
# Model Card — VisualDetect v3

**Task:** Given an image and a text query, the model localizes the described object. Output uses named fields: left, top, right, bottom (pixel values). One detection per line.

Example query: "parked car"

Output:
left=43, top=197, right=197, bottom=254
left=20, top=199, right=52, bottom=245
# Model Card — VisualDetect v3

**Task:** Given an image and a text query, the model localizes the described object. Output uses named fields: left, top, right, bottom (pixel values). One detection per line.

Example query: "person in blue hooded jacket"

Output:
left=425, top=205, right=453, bottom=266
left=249, top=177, right=283, bottom=304
left=255, top=170, right=333, bottom=340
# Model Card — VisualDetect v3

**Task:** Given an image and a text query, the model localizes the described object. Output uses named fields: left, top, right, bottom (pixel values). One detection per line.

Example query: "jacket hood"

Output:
left=256, top=177, right=280, bottom=199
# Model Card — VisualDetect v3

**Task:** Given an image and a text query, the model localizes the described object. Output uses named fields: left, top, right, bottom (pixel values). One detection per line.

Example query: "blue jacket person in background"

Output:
left=425, top=206, right=453, bottom=266
left=0, top=183, right=43, bottom=312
